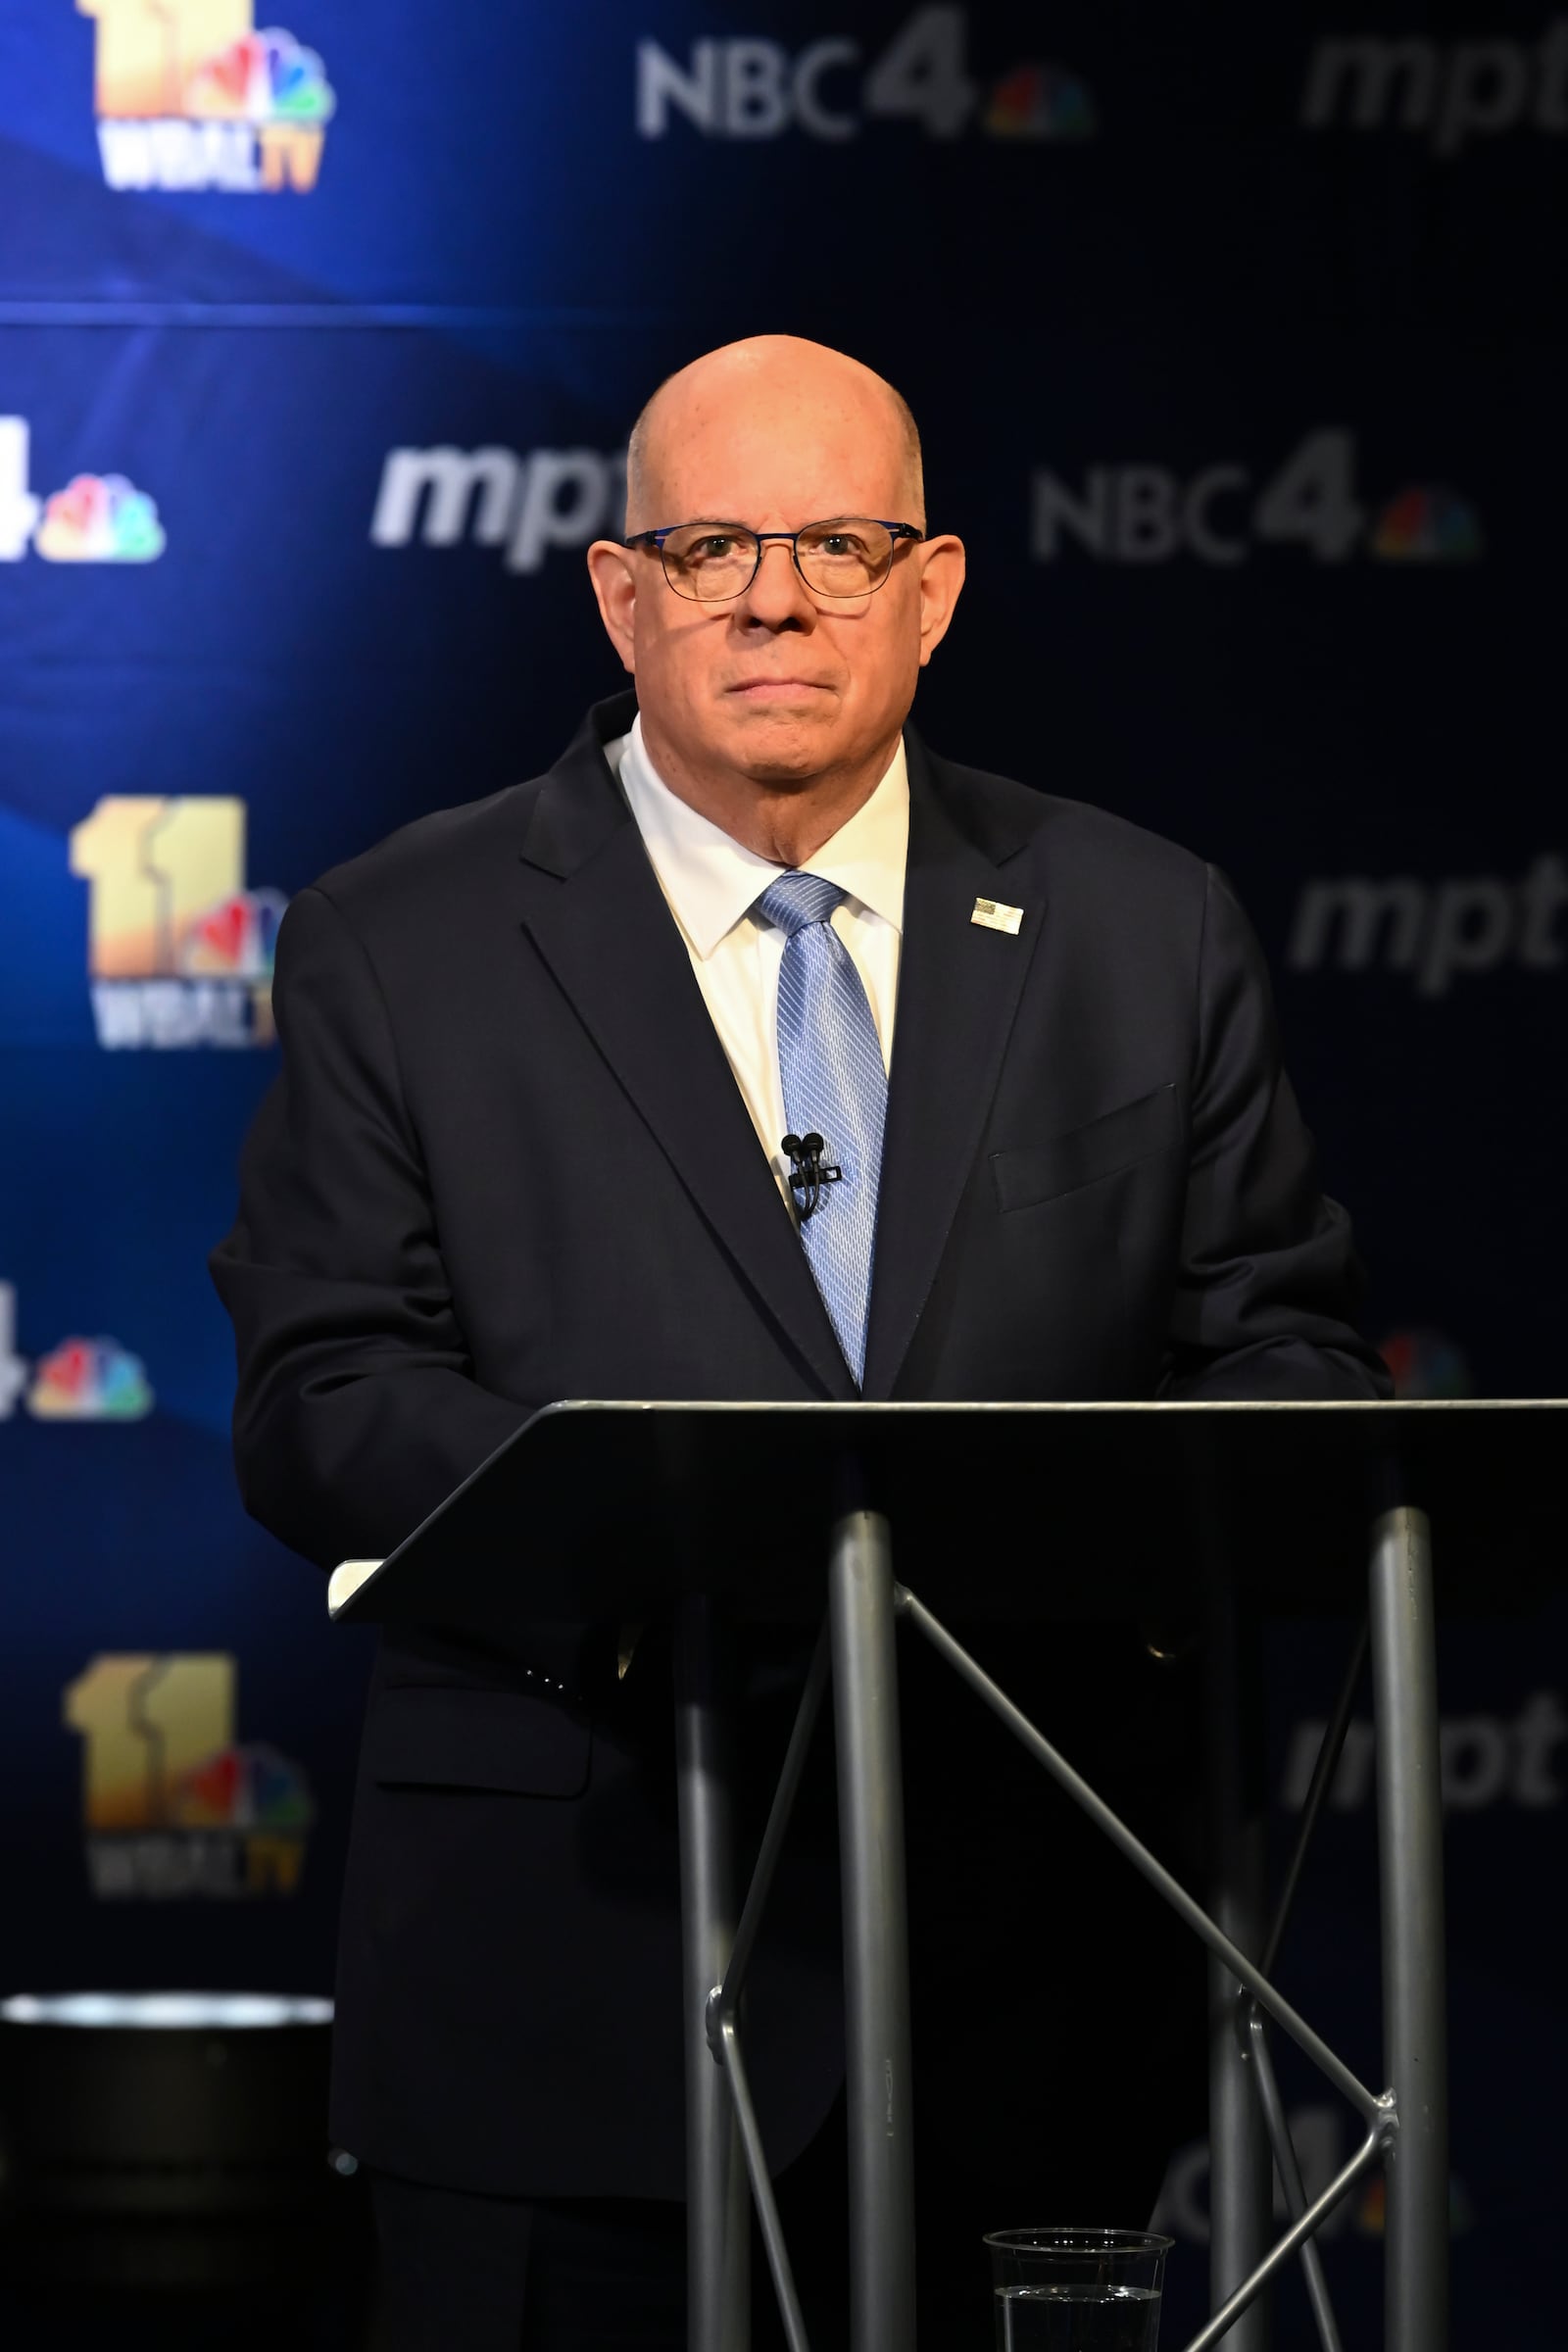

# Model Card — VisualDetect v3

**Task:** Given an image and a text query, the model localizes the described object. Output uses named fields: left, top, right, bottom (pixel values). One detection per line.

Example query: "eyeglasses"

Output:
left=624, top=516, right=924, bottom=602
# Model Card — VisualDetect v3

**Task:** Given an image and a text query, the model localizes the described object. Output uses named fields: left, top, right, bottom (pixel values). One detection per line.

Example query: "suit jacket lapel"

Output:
left=861, top=732, right=1047, bottom=1398
left=516, top=698, right=856, bottom=1401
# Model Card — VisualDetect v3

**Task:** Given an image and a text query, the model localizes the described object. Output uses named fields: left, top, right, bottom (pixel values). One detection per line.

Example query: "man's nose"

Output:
left=734, top=538, right=814, bottom=626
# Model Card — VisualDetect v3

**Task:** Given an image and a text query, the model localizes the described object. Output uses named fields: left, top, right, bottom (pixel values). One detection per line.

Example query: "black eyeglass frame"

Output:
left=623, top=516, right=925, bottom=601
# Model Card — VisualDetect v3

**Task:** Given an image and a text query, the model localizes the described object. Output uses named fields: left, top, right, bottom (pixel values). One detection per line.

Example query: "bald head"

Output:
left=625, top=335, right=924, bottom=532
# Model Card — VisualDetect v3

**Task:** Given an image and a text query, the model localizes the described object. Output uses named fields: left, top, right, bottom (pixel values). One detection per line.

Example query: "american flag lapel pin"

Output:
left=971, top=897, right=1024, bottom=936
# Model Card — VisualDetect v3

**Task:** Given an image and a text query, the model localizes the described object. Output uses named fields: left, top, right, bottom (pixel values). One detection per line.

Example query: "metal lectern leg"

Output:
left=828, top=1510, right=916, bottom=2352
left=1203, top=1569, right=1272, bottom=2352
left=675, top=1596, right=751, bottom=2352
left=1368, top=1506, right=1449, bottom=2352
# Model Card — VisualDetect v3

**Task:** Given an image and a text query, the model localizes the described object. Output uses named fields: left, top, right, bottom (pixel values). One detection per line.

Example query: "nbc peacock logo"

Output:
left=984, top=63, right=1096, bottom=139
left=28, top=1337, right=155, bottom=1420
left=1377, top=1327, right=1475, bottom=1398
left=0, top=1283, right=155, bottom=1424
left=35, top=470, right=166, bottom=562
left=1369, top=486, right=1483, bottom=563
left=0, top=1289, right=156, bottom=1411
left=0, top=420, right=164, bottom=564
left=77, top=0, right=335, bottom=193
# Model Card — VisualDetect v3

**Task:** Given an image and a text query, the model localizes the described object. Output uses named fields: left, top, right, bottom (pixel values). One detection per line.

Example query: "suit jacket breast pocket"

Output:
left=990, top=1082, right=1181, bottom=1215
left=364, top=1686, right=591, bottom=1797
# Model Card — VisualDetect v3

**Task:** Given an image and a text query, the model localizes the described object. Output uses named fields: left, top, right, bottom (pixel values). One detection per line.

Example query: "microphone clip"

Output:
left=781, top=1132, right=842, bottom=1221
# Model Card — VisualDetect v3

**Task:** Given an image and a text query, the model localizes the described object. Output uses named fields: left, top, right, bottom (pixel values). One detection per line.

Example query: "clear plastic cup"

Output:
left=985, top=2227, right=1173, bottom=2349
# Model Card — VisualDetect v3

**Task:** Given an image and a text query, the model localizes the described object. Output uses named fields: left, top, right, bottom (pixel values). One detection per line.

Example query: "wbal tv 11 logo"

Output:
left=78, top=0, right=335, bottom=192
left=65, top=1655, right=314, bottom=1899
left=71, top=797, right=286, bottom=1049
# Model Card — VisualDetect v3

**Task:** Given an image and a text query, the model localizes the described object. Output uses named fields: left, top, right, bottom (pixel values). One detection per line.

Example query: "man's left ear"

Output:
left=915, top=534, right=965, bottom=667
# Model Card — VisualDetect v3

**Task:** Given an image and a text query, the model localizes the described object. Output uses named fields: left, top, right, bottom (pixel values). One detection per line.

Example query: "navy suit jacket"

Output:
left=211, top=689, right=1389, bottom=2199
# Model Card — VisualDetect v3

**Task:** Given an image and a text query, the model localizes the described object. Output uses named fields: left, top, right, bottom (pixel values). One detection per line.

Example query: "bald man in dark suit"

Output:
left=214, top=336, right=1388, bottom=2349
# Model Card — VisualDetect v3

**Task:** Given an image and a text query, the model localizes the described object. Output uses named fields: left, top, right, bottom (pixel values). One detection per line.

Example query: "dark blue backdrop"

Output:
left=2, top=5, right=1562, bottom=2341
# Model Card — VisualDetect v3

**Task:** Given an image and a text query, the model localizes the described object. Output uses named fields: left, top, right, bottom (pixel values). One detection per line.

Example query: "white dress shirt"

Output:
left=607, top=713, right=908, bottom=1203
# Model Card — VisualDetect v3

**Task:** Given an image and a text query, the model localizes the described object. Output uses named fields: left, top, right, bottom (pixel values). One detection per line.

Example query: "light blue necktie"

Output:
left=757, top=871, right=888, bottom=1388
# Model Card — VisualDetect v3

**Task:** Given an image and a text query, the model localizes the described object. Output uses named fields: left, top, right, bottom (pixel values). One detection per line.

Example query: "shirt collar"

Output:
left=612, top=712, right=908, bottom=960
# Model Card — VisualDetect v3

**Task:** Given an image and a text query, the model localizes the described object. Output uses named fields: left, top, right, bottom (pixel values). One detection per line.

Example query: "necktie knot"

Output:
left=757, top=870, right=846, bottom=939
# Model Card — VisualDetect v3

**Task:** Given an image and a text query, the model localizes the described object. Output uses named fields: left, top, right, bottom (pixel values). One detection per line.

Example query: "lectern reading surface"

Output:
left=329, top=1396, right=1557, bottom=1629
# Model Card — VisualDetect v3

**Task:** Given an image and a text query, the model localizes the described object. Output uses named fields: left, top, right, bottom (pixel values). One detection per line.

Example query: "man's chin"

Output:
left=718, top=701, right=837, bottom=781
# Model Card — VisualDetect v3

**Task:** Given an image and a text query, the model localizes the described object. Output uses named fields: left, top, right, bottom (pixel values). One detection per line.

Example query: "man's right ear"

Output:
left=586, top=541, right=638, bottom=674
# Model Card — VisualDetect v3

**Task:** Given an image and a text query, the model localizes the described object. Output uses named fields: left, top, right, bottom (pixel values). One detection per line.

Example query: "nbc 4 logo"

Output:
left=638, top=7, right=1094, bottom=142
left=70, top=797, right=287, bottom=1048
left=1032, top=430, right=1482, bottom=565
left=0, top=1283, right=154, bottom=1423
left=0, top=418, right=163, bottom=563
left=77, top=0, right=335, bottom=193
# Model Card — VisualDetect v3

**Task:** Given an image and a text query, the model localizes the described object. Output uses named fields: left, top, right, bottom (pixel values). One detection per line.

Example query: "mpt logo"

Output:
left=1302, top=24, right=1568, bottom=157
left=0, top=418, right=163, bottom=562
left=638, top=6, right=1094, bottom=142
left=1281, top=1691, right=1566, bottom=1812
left=1287, top=857, right=1568, bottom=997
left=370, top=445, right=627, bottom=573
left=1032, top=430, right=1480, bottom=565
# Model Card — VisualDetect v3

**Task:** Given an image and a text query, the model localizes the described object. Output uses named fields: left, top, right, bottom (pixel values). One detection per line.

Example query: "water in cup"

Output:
left=995, top=2279, right=1160, bottom=2349
left=987, top=2230, right=1170, bottom=2351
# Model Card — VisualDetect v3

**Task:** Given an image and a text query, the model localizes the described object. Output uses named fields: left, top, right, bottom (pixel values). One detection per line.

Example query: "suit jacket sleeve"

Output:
left=1159, top=866, right=1392, bottom=1400
left=210, top=885, right=528, bottom=1570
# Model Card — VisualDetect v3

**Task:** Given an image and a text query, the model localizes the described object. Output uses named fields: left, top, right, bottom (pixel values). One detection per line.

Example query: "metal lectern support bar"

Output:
left=710, top=1635, right=831, bottom=2352
left=1369, top=1505, right=1449, bottom=2352
left=1235, top=1620, right=1370, bottom=2352
left=673, top=1467, right=1447, bottom=2352
left=899, top=1592, right=1385, bottom=2122
left=1203, top=1570, right=1271, bottom=2352
left=1180, top=2130, right=1383, bottom=2352
left=899, top=1590, right=1400, bottom=2352
left=1246, top=2007, right=1346, bottom=2352
left=829, top=1510, right=917, bottom=2352
left=674, top=1599, right=751, bottom=2352
left=682, top=1517, right=917, bottom=2352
